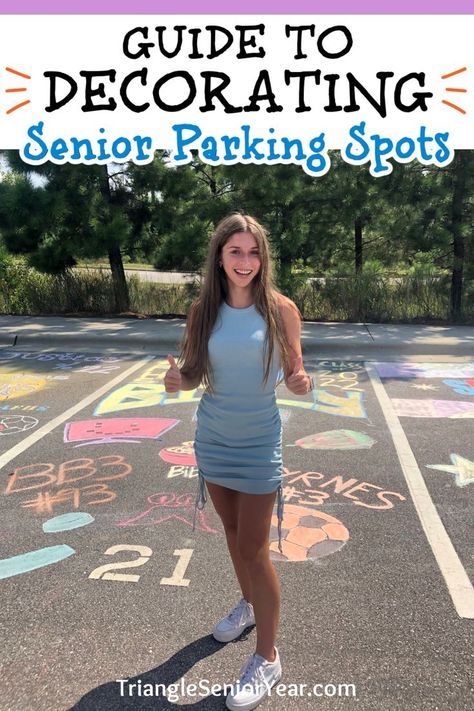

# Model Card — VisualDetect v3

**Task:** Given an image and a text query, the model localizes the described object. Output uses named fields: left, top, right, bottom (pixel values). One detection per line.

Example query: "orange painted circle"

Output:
left=269, top=503, right=349, bottom=562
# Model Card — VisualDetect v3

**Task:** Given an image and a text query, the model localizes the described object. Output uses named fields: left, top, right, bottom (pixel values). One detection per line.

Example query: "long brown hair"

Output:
left=179, top=213, right=297, bottom=392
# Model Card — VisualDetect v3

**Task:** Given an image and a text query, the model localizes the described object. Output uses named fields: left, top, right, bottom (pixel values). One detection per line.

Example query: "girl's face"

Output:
left=220, top=231, right=261, bottom=290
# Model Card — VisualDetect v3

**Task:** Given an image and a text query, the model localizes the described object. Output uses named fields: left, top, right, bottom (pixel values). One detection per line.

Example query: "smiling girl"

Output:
left=164, top=212, right=313, bottom=711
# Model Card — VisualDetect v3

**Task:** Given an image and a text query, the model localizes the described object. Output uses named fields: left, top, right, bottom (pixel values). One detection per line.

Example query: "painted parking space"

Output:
left=1, top=353, right=472, bottom=710
left=0, top=349, right=143, bottom=449
left=2, top=356, right=409, bottom=570
left=367, top=361, right=474, bottom=618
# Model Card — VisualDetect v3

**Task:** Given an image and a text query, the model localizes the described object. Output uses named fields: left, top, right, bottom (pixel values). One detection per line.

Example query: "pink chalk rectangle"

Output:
left=64, top=418, right=179, bottom=443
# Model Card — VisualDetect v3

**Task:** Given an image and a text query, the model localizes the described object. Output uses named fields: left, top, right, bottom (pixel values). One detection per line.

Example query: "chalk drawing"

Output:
left=0, top=351, right=121, bottom=364
left=410, top=384, right=438, bottom=391
left=282, top=467, right=406, bottom=510
left=391, top=399, right=474, bottom=418
left=443, top=379, right=474, bottom=397
left=0, top=509, right=192, bottom=586
left=6, top=456, right=132, bottom=514
left=6, top=456, right=132, bottom=495
left=95, top=360, right=363, bottom=418
left=93, top=360, right=201, bottom=415
left=159, top=441, right=196, bottom=466
left=317, top=361, right=364, bottom=372
left=317, top=370, right=364, bottom=392
left=0, top=374, right=50, bottom=400
left=94, top=382, right=202, bottom=415
left=167, top=466, right=198, bottom=479
left=76, top=364, right=121, bottom=375
left=42, top=512, right=95, bottom=533
left=426, top=454, right=474, bottom=488
left=289, top=430, right=375, bottom=450
left=270, top=504, right=349, bottom=562
left=64, top=418, right=179, bottom=446
left=116, top=492, right=218, bottom=533
left=0, top=509, right=97, bottom=579
left=19, top=485, right=117, bottom=514
left=0, top=415, right=38, bottom=436
left=94, top=383, right=167, bottom=414
left=0, top=405, right=49, bottom=412
left=278, top=389, right=366, bottom=419
left=0, top=545, right=75, bottom=580
left=374, top=362, right=474, bottom=379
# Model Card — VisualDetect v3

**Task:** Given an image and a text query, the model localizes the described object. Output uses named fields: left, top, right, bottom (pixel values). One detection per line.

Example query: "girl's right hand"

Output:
left=164, top=354, right=182, bottom=393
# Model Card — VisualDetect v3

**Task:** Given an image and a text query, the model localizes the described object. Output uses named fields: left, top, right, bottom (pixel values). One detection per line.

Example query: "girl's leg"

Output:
left=237, top=490, right=280, bottom=662
left=205, top=481, right=253, bottom=603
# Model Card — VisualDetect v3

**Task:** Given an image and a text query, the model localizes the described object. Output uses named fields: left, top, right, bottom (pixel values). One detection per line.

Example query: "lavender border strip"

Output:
left=1, top=1, right=473, bottom=15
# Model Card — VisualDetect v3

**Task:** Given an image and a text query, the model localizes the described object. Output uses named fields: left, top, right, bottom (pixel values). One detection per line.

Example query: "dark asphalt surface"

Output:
left=0, top=348, right=472, bottom=711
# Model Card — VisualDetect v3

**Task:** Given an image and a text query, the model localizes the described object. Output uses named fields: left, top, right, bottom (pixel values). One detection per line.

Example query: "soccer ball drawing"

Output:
left=269, top=504, right=349, bottom=562
left=0, top=415, right=38, bottom=436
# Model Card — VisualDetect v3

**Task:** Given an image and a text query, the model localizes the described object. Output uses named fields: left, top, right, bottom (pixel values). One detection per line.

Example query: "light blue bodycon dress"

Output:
left=191, top=301, right=285, bottom=554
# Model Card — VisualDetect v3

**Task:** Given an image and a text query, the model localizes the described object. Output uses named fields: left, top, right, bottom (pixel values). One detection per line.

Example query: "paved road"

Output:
left=75, top=267, right=199, bottom=285
left=0, top=347, right=473, bottom=711
left=74, top=268, right=448, bottom=288
left=1, top=315, right=474, bottom=358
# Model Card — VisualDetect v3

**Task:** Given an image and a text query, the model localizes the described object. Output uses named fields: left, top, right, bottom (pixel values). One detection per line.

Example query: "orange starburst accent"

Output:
left=441, top=100, right=466, bottom=114
left=6, top=100, right=31, bottom=114
left=440, top=67, right=467, bottom=114
left=5, top=66, right=31, bottom=79
left=4, top=67, right=31, bottom=114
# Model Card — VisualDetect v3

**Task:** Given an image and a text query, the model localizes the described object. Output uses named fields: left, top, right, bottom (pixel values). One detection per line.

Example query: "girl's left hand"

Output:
left=286, top=355, right=314, bottom=395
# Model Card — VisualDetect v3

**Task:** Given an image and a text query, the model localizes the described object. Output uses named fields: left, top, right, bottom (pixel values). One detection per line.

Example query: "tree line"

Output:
left=0, top=150, right=473, bottom=320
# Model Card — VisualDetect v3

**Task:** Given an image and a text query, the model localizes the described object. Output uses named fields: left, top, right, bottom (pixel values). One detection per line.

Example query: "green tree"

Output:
left=133, top=154, right=234, bottom=272
left=0, top=152, right=136, bottom=311
left=383, top=153, right=474, bottom=320
left=447, top=151, right=474, bottom=320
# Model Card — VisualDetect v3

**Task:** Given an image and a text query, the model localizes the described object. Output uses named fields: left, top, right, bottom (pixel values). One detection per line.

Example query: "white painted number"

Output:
left=160, top=549, right=194, bottom=587
left=88, top=544, right=152, bottom=582
left=88, top=545, right=194, bottom=585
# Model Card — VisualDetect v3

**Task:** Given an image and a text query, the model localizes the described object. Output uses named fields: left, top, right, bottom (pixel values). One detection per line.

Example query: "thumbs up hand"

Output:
left=286, top=354, right=313, bottom=395
left=164, top=354, right=182, bottom=393
left=292, top=355, right=303, bottom=376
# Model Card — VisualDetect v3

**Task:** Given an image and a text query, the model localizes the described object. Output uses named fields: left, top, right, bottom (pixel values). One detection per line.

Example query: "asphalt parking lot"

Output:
left=0, top=345, right=473, bottom=711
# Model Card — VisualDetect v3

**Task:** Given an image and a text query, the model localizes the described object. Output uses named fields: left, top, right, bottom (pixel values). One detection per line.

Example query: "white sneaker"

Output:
left=212, top=598, right=255, bottom=643
left=226, top=647, right=282, bottom=711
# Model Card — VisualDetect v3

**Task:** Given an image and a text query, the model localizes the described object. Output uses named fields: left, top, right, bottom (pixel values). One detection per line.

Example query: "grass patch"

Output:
left=1, top=257, right=473, bottom=323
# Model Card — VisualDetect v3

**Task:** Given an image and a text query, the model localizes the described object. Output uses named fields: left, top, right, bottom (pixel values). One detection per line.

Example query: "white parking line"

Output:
left=364, top=362, right=474, bottom=620
left=0, top=355, right=155, bottom=470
